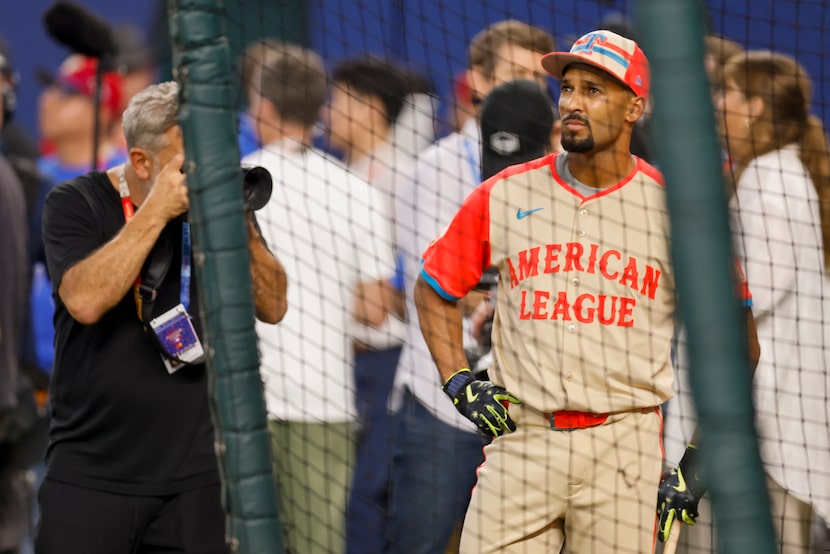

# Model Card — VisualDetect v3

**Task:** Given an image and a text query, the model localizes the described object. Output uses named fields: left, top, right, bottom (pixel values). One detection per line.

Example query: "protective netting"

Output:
left=222, top=1, right=830, bottom=552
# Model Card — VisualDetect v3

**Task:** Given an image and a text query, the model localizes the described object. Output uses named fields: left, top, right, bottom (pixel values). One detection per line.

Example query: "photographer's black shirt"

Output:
left=42, top=171, right=218, bottom=495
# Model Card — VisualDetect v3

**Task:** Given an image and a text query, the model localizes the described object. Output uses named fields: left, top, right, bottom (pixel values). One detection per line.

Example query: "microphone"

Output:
left=42, top=1, right=117, bottom=62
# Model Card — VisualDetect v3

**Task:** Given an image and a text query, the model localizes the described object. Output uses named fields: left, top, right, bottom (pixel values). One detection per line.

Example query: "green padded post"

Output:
left=636, top=1, right=777, bottom=552
left=167, top=0, right=284, bottom=552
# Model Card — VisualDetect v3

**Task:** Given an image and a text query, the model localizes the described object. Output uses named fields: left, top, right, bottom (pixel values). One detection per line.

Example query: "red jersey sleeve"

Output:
left=420, top=180, right=494, bottom=300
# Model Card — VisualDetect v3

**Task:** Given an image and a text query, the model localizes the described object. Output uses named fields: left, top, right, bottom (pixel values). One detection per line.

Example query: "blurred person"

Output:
left=414, top=29, right=672, bottom=552
left=0, top=34, right=53, bottom=363
left=238, top=38, right=285, bottom=159
left=0, top=69, right=35, bottom=554
left=0, top=36, right=52, bottom=554
left=0, top=36, right=40, bottom=181
left=479, top=79, right=555, bottom=191
left=110, top=23, right=158, bottom=151
left=389, top=68, right=438, bottom=164
left=327, top=55, right=435, bottom=554
left=388, top=19, right=555, bottom=554
left=703, top=35, right=744, bottom=97
left=243, top=43, right=397, bottom=554
left=718, top=50, right=828, bottom=553
left=34, top=81, right=287, bottom=554
left=37, top=54, right=127, bottom=185
left=0, top=35, right=51, bottom=266
left=448, top=71, right=475, bottom=134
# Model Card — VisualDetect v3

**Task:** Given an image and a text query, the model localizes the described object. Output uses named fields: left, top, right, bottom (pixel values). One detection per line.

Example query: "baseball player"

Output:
left=414, top=30, right=672, bottom=553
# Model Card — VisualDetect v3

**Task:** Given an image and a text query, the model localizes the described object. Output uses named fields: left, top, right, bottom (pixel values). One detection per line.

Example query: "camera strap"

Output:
left=117, top=167, right=192, bottom=328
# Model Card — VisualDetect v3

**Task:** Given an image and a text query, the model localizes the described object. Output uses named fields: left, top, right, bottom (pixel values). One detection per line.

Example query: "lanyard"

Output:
left=179, top=219, right=191, bottom=311
left=118, top=167, right=191, bottom=313
left=463, top=138, right=481, bottom=184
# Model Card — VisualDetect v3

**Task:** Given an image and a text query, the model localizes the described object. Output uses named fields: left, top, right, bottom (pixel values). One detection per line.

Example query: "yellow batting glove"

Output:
left=442, top=369, right=521, bottom=437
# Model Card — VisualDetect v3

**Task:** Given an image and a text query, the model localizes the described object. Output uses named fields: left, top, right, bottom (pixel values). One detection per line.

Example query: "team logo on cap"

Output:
left=490, top=131, right=521, bottom=156
left=571, top=31, right=631, bottom=70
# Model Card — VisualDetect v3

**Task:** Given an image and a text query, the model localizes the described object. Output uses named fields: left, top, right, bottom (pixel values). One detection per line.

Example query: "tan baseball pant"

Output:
left=460, top=404, right=663, bottom=554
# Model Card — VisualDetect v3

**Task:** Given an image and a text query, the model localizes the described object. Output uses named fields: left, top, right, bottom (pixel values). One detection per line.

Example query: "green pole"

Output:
left=635, top=1, right=777, bottom=551
left=167, top=0, right=284, bottom=552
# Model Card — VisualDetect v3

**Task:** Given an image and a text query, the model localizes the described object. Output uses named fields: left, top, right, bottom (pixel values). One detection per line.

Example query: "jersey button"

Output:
left=566, top=372, right=574, bottom=381
left=580, top=208, right=589, bottom=216
left=576, top=229, right=586, bottom=237
left=571, top=277, right=580, bottom=286
left=567, top=324, right=576, bottom=333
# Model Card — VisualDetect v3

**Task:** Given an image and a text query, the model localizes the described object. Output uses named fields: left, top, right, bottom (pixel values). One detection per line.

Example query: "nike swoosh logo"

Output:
left=516, top=208, right=543, bottom=219
left=673, top=470, right=687, bottom=493
left=465, top=388, right=479, bottom=403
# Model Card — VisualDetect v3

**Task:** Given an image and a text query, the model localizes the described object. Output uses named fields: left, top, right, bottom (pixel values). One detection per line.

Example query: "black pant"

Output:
left=34, top=479, right=227, bottom=554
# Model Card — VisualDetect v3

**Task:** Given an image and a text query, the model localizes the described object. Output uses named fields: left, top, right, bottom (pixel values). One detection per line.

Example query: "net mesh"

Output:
left=219, top=0, right=830, bottom=551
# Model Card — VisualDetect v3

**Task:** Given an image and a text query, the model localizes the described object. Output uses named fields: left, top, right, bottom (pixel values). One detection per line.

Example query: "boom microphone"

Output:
left=42, top=1, right=117, bottom=61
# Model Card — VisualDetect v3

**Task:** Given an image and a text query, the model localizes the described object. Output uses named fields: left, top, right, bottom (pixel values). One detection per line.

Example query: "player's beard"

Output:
left=561, top=115, right=595, bottom=153
left=562, top=134, right=595, bottom=153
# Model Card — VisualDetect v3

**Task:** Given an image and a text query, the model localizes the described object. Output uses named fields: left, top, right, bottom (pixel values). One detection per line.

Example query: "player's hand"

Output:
left=656, top=444, right=706, bottom=542
left=657, top=467, right=700, bottom=542
left=142, top=153, right=189, bottom=223
left=441, top=369, right=520, bottom=437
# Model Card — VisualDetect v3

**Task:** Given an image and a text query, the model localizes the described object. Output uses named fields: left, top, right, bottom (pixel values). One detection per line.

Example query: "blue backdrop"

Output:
left=1, top=0, right=827, bottom=141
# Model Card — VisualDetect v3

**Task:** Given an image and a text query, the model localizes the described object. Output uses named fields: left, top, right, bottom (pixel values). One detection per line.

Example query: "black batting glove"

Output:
left=657, top=444, right=706, bottom=542
left=442, top=368, right=521, bottom=437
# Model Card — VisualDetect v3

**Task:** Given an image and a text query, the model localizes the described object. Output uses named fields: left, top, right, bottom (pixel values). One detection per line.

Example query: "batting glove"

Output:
left=441, top=368, right=521, bottom=437
left=657, top=444, right=706, bottom=543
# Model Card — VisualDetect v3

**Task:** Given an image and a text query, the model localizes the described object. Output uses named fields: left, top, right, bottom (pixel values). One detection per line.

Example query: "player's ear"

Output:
left=129, top=147, right=153, bottom=181
left=748, top=95, right=765, bottom=125
left=625, top=95, right=646, bottom=123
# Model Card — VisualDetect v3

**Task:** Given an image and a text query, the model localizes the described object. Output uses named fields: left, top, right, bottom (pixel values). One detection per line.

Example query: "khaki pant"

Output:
left=460, top=405, right=663, bottom=554
left=269, top=420, right=355, bottom=554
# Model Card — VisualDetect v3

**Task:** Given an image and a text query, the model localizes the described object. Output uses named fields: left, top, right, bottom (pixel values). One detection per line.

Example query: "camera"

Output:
left=241, top=165, right=273, bottom=211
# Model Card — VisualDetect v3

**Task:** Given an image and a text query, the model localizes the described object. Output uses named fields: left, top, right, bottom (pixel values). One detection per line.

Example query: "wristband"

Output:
left=442, top=368, right=473, bottom=398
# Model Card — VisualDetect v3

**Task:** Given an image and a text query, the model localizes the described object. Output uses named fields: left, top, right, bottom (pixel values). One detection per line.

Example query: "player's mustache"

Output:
left=562, top=114, right=590, bottom=127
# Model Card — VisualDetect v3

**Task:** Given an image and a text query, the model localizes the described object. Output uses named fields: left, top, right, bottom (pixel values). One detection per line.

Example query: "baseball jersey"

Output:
left=421, top=152, right=676, bottom=414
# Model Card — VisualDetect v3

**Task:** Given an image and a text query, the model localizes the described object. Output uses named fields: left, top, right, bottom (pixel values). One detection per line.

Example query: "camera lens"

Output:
left=240, top=165, right=273, bottom=211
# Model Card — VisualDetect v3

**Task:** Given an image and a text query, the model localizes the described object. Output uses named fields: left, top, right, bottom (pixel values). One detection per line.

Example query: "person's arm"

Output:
left=354, top=279, right=402, bottom=328
left=415, top=274, right=519, bottom=437
left=59, top=155, right=187, bottom=325
left=247, top=213, right=287, bottom=324
left=745, top=306, right=760, bottom=371
left=414, top=275, right=468, bottom=382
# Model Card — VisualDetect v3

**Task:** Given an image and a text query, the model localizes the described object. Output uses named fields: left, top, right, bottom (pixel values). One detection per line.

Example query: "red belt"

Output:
left=543, top=410, right=609, bottom=430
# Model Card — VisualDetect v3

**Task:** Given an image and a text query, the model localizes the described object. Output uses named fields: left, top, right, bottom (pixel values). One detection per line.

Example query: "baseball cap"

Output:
left=541, top=30, right=650, bottom=100
left=480, top=79, right=554, bottom=180
left=37, top=54, right=123, bottom=116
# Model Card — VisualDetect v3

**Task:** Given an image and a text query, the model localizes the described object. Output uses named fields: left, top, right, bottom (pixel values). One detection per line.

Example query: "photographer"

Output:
left=34, top=81, right=286, bottom=554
